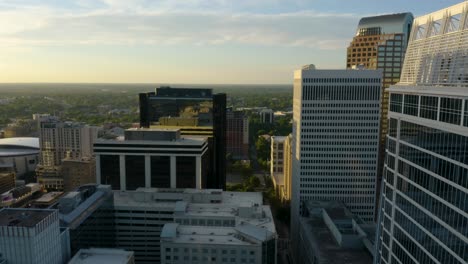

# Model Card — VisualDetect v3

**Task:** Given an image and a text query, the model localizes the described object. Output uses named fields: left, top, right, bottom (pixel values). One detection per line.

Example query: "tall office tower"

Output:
left=291, top=64, right=382, bottom=263
left=226, top=108, right=249, bottom=160
left=94, top=128, right=210, bottom=191
left=375, top=3, right=468, bottom=264
left=139, top=87, right=226, bottom=189
left=36, top=118, right=99, bottom=190
left=0, top=208, right=70, bottom=264
left=347, top=13, right=414, bottom=216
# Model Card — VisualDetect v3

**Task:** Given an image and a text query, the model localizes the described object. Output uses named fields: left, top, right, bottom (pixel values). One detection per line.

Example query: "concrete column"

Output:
left=170, top=156, right=176, bottom=188
left=119, top=155, right=126, bottom=191
left=196, top=156, right=202, bottom=189
left=145, top=155, right=151, bottom=188
left=95, top=154, right=101, bottom=184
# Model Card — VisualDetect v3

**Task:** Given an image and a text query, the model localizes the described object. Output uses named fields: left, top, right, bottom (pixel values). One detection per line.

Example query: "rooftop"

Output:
left=358, top=13, right=413, bottom=32
left=0, top=137, right=40, bottom=157
left=0, top=208, right=55, bottom=228
left=94, top=136, right=207, bottom=146
left=0, top=137, right=39, bottom=149
left=162, top=223, right=275, bottom=246
left=300, top=217, right=373, bottom=264
left=68, top=248, right=134, bottom=264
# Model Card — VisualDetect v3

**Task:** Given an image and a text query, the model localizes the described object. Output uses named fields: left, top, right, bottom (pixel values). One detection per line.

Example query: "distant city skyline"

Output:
left=0, top=0, right=464, bottom=84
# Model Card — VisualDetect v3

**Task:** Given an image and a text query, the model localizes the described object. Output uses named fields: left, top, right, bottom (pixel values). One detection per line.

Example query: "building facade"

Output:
left=36, top=119, right=99, bottom=190
left=375, top=3, right=468, bottom=264
left=94, top=128, right=210, bottom=191
left=114, top=188, right=276, bottom=264
left=0, top=167, right=15, bottom=195
left=270, top=135, right=293, bottom=201
left=226, top=108, right=249, bottom=160
left=139, top=87, right=226, bottom=190
left=0, top=209, right=69, bottom=264
left=61, top=158, right=96, bottom=192
left=291, top=65, right=382, bottom=262
left=346, top=13, right=414, bottom=216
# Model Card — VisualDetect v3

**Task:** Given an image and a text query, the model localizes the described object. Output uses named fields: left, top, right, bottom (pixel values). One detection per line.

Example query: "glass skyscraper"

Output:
left=375, top=2, right=468, bottom=264
left=347, top=13, right=414, bottom=216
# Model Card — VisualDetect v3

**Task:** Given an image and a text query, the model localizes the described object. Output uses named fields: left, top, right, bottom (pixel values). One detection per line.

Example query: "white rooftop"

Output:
left=68, top=248, right=134, bottom=264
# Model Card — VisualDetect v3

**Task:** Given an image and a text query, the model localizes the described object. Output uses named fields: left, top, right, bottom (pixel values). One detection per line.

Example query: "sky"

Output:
left=0, top=0, right=465, bottom=84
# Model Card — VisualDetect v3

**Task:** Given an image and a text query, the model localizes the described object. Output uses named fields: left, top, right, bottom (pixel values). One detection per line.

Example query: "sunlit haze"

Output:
left=0, top=0, right=463, bottom=84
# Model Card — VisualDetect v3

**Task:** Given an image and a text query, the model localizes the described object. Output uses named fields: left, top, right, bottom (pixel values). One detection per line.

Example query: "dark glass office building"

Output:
left=139, top=87, right=226, bottom=190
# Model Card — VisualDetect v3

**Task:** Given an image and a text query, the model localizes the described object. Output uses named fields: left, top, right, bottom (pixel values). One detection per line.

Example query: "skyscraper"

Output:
left=375, top=2, right=468, bottom=264
left=139, top=87, right=226, bottom=190
left=347, top=13, right=414, bottom=216
left=291, top=64, right=382, bottom=262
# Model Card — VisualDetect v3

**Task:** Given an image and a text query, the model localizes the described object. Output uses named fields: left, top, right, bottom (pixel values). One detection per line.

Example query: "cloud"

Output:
left=0, top=1, right=359, bottom=51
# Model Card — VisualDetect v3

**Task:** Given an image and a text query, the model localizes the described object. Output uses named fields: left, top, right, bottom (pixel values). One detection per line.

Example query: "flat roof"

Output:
left=69, top=248, right=134, bottom=264
left=94, top=136, right=207, bottom=146
left=34, top=192, right=64, bottom=203
left=162, top=225, right=264, bottom=246
left=300, top=217, right=373, bottom=264
left=0, top=208, right=54, bottom=228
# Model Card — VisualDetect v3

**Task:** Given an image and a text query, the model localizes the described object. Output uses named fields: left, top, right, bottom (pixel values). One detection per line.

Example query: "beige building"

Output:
left=62, top=158, right=96, bottom=192
left=0, top=167, right=15, bottom=195
left=36, top=118, right=99, bottom=191
left=270, top=134, right=292, bottom=201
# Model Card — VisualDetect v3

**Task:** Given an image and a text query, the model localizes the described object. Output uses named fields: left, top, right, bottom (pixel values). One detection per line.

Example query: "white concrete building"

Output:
left=112, top=188, right=277, bottom=264
left=69, top=248, right=135, bottom=264
left=0, top=208, right=70, bottom=264
left=161, top=222, right=276, bottom=264
left=290, top=66, right=383, bottom=259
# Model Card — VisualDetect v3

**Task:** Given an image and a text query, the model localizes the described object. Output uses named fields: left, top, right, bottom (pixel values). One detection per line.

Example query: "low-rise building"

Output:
left=113, top=188, right=276, bottom=263
left=260, top=109, right=274, bottom=124
left=297, top=201, right=375, bottom=264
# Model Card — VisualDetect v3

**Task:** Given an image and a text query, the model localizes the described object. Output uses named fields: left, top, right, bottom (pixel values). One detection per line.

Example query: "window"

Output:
left=420, top=96, right=438, bottom=120
left=440, top=97, right=462, bottom=125
left=403, top=94, right=419, bottom=116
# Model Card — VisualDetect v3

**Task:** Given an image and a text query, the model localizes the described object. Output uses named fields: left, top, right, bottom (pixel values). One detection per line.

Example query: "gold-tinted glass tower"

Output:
left=346, top=13, right=414, bottom=219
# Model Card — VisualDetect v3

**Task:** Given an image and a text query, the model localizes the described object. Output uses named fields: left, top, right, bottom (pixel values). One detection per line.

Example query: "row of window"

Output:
left=302, top=85, right=381, bottom=101
left=302, top=78, right=381, bottom=83
left=390, top=93, right=468, bottom=126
